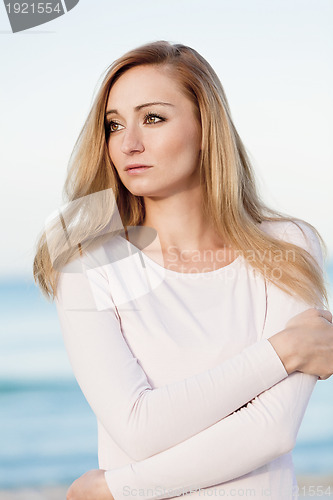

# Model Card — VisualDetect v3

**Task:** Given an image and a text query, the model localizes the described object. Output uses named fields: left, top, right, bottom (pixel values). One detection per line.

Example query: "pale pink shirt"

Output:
left=54, top=219, right=323, bottom=500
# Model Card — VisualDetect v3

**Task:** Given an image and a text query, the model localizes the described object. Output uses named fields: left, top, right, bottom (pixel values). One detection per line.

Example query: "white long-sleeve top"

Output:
left=54, top=219, right=323, bottom=500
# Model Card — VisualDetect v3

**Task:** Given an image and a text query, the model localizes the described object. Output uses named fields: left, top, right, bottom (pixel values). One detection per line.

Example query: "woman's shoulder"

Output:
left=260, top=218, right=315, bottom=241
left=259, top=218, right=323, bottom=267
left=57, top=233, right=126, bottom=274
left=54, top=234, right=124, bottom=308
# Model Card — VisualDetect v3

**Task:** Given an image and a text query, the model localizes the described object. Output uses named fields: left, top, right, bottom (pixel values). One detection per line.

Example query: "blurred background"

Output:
left=0, top=0, right=332, bottom=498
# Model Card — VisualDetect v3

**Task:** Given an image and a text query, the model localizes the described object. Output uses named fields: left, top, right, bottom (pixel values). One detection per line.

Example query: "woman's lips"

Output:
left=126, top=166, right=152, bottom=175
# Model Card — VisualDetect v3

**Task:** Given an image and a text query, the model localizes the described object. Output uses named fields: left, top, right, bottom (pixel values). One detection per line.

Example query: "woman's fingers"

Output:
left=318, top=374, right=331, bottom=381
left=285, top=308, right=332, bottom=329
left=316, top=309, right=333, bottom=323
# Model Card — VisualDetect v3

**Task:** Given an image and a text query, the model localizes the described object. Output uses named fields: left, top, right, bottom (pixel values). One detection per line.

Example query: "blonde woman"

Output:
left=33, top=41, right=333, bottom=500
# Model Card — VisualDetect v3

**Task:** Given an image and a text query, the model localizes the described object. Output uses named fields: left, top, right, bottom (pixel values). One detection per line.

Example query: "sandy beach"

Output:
left=0, top=476, right=332, bottom=499
left=0, top=486, right=68, bottom=499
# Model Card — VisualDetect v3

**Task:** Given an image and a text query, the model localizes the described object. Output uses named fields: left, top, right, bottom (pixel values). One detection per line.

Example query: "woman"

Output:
left=33, top=41, right=333, bottom=500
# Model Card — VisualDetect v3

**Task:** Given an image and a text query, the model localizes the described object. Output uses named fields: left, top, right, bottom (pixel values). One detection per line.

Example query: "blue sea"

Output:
left=0, top=267, right=332, bottom=489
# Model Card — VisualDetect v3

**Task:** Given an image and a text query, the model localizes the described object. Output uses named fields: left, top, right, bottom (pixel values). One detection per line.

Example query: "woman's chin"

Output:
left=122, top=177, right=179, bottom=198
left=124, top=182, right=162, bottom=198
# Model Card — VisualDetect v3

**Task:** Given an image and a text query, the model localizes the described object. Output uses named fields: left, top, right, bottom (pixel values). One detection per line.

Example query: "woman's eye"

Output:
left=144, top=113, right=165, bottom=125
left=108, top=121, right=123, bottom=133
left=107, top=113, right=165, bottom=135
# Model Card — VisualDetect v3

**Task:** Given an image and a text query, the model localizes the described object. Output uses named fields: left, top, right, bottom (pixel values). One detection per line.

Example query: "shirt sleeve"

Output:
left=55, top=244, right=288, bottom=463
left=103, top=221, right=324, bottom=500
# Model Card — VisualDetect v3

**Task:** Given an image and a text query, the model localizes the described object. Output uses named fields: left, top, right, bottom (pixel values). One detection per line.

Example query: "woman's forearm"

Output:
left=104, top=369, right=317, bottom=500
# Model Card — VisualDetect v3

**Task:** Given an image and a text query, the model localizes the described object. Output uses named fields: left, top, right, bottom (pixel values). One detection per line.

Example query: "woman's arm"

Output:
left=104, top=371, right=317, bottom=500
left=55, top=239, right=290, bottom=463
left=102, top=221, right=328, bottom=500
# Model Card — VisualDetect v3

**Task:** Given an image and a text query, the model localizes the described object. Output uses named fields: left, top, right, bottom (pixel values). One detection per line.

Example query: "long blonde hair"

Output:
left=33, top=40, right=329, bottom=308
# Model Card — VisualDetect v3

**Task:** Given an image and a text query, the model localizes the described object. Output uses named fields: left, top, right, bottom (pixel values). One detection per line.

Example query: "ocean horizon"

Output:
left=0, top=263, right=332, bottom=489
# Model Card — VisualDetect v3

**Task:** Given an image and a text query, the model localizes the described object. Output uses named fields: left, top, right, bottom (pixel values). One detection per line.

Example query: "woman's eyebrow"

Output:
left=105, top=101, right=175, bottom=117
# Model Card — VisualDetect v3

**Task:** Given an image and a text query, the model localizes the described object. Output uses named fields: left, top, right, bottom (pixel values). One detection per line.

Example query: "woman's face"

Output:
left=105, top=64, right=202, bottom=198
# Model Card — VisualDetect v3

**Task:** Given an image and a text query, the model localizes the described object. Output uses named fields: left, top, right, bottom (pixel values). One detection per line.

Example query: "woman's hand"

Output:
left=285, top=307, right=333, bottom=379
left=66, top=469, right=114, bottom=500
left=269, top=307, right=333, bottom=380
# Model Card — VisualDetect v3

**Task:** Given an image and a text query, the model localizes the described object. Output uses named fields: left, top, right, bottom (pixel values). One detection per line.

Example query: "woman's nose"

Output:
left=120, top=126, right=145, bottom=155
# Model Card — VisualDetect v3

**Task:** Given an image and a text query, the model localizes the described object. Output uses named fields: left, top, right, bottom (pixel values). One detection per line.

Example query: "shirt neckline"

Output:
left=117, top=234, right=242, bottom=277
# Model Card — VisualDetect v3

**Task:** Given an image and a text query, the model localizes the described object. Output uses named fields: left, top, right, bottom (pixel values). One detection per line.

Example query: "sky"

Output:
left=0, top=0, right=332, bottom=279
